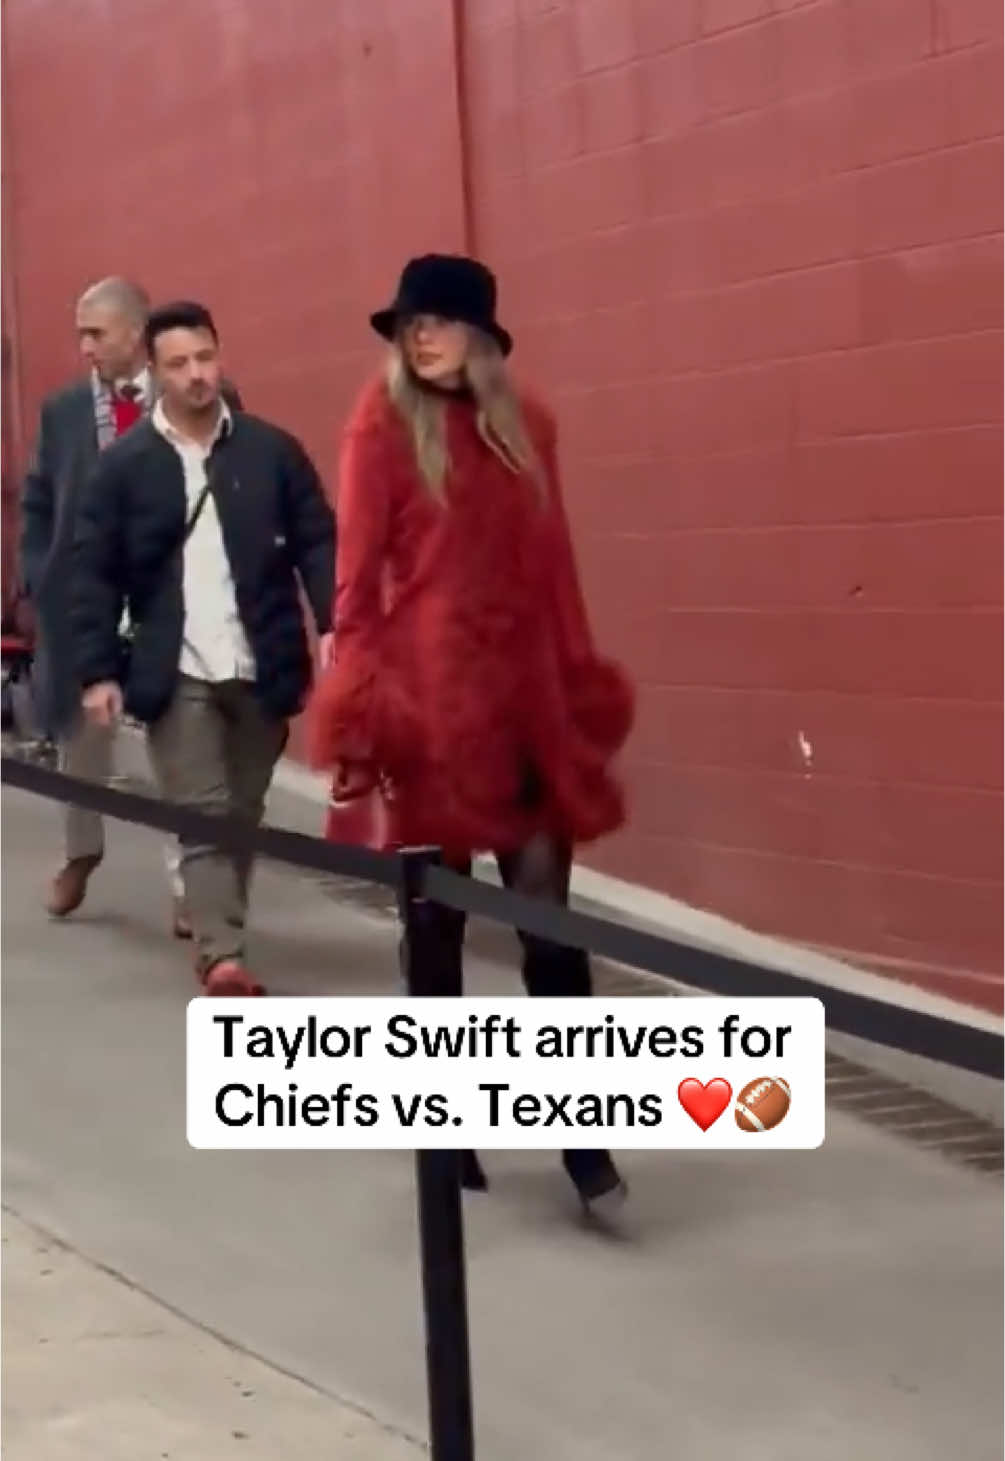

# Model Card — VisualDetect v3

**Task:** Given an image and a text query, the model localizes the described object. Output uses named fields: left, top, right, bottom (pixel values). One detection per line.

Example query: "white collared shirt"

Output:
left=152, top=398, right=256, bottom=684
left=113, top=365, right=154, bottom=406
left=93, top=364, right=154, bottom=416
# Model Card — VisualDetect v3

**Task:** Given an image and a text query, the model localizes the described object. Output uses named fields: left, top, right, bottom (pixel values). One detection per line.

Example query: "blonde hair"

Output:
left=386, top=326, right=545, bottom=502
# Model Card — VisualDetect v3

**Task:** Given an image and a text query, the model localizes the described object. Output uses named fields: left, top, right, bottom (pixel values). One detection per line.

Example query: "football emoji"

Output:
left=735, top=1077, right=791, bottom=1132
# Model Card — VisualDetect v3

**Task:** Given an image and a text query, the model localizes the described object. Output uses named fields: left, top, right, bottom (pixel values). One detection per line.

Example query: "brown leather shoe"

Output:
left=172, top=898, right=193, bottom=940
left=46, top=854, right=102, bottom=917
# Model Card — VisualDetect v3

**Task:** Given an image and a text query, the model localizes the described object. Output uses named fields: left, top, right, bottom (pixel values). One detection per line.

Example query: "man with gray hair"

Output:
left=19, top=276, right=238, bottom=929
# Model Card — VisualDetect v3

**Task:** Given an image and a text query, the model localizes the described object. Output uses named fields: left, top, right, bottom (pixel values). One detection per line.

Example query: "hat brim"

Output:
left=369, top=308, right=399, bottom=342
left=369, top=308, right=512, bottom=358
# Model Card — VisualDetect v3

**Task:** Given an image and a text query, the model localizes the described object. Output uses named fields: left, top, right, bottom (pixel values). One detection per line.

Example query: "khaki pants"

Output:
left=146, top=676, right=287, bottom=972
left=58, top=717, right=185, bottom=889
left=58, top=717, right=114, bottom=861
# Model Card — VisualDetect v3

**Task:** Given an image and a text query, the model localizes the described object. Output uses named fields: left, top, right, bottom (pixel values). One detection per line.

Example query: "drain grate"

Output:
left=824, top=1052, right=1002, bottom=1176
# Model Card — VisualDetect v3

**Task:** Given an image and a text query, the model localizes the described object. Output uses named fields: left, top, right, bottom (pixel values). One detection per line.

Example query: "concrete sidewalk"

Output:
left=2, top=1211, right=423, bottom=1460
left=2, top=785, right=1003, bottom=1460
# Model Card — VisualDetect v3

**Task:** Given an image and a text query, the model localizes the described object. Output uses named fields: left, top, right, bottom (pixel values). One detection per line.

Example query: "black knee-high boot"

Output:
left=521, top=938, right=628, bottom=1211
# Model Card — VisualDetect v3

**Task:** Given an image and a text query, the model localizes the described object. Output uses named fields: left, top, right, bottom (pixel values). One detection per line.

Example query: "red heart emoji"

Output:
left=678, top=1078, right=732, bottom=1131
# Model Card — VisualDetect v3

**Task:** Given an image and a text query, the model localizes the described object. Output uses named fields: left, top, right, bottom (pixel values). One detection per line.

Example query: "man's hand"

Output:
left=318, top=631, right=336, bottom=670
left=81, top=681, right=123, bottom=728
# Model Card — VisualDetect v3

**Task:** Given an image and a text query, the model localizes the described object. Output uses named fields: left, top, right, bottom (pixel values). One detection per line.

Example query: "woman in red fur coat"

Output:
left=308, top=255, right=635, bottom=1216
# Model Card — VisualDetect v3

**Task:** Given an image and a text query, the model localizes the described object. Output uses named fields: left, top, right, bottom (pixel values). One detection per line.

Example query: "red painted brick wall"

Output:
left=462, top=0, right=1003, bottom=1011
left=2, top=0, right=467, bottom=742
left=3, top=0, right=1002, bottom=1010
left=2, top=0, right=467, bottom=485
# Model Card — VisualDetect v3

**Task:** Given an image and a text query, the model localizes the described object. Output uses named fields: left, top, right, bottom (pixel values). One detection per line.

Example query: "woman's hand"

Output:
left=331, top=759, right=376, bottom=803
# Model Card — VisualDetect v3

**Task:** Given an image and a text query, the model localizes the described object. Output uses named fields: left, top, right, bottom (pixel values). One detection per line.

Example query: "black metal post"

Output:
left=397, top=847, right=475, bottom=1461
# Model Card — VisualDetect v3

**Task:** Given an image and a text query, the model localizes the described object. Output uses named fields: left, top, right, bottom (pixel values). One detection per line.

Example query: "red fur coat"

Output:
left=307, top=377, right=634, bottom=858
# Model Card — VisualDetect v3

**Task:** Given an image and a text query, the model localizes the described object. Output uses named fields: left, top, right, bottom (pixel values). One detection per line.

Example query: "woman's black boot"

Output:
left=461, top=1149, right=489, bottom=1191
left=563, top=1149, right=627, bottom=1217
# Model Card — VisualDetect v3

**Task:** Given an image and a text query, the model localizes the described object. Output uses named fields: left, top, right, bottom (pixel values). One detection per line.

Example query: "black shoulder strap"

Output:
left=181, top=477, right=213, bottom=546
left=150, top=477, right=212, bottom=601
left=121, top=453, right=219, bottom=653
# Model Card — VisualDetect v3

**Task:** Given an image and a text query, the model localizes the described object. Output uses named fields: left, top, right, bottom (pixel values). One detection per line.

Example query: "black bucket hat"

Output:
left=370, top=254, right=513, bottom=357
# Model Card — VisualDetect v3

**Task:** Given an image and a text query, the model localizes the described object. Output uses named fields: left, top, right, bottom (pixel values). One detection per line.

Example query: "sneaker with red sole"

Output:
left=200, top=960, right=266, bottom=997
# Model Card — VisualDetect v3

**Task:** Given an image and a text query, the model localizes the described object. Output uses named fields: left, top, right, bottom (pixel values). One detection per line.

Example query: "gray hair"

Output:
left=76, top=276, right=150, bottom=325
